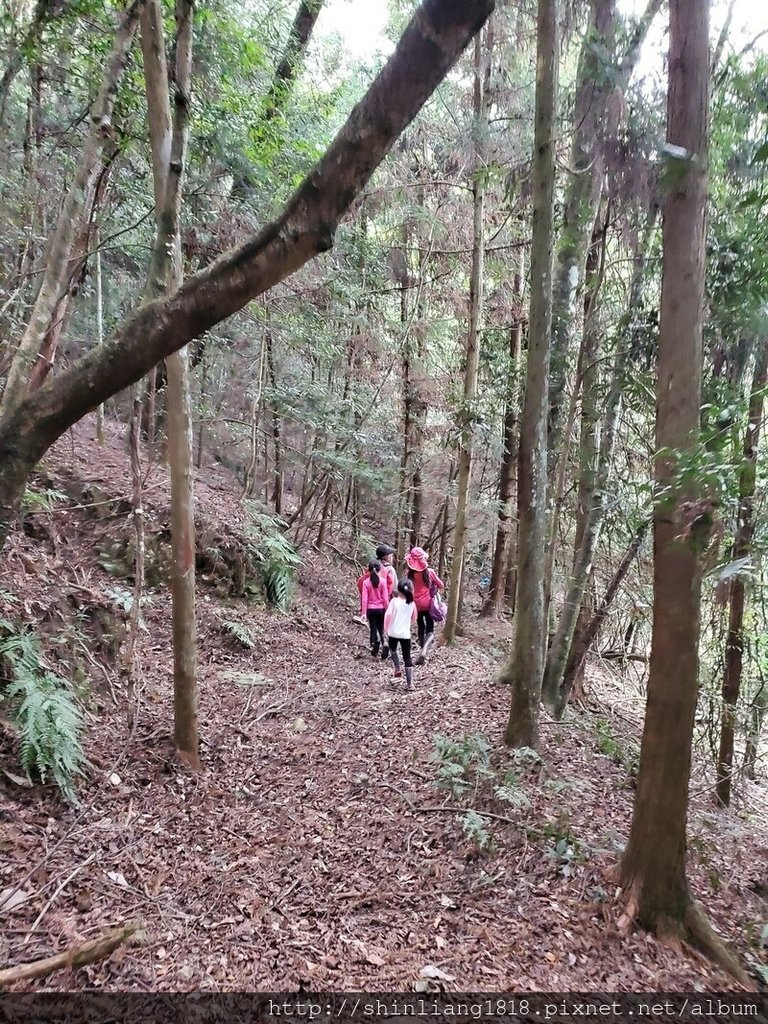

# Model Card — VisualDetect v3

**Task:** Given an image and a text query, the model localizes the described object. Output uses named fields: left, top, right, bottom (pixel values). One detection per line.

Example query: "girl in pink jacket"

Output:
left=361, top=560, right=390, bottom=658
left=405, top=546, right=444, bottom=665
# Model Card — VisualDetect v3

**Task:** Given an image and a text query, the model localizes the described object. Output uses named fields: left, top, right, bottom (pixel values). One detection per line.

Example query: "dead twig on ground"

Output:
left=0, top=924, right=136, bottom=988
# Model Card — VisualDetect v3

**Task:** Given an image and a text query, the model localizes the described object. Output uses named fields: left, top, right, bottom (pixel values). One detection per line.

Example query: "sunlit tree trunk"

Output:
left=716, top=344, right=767, bottom=806
left=500, top=0, right=557, bottom=748
left=444, top=25, right=491, bottom=643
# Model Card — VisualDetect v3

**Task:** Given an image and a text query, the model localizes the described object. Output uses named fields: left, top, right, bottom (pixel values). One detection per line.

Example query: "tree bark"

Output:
left=0, top=0, right=143, bottom=417
left=444, top=25, right=491, bottom=644
left=546, top=0, right=663, bottom=471
left=263, top=0, right=326, bottom=121
left=715, top=343, right=767, bottom=807
left=484, top=273, right=523, bottom=617
left=0, top=0, right=63, bottom=127
left=500, top=0, right=557, bottom=749
left=0, top=0, right=496, bottom=550
left=265, top=327, right=283, bottom=514
left=142, top=0, right=198, bottom=769
left=618, top=0, right=745, bottom=978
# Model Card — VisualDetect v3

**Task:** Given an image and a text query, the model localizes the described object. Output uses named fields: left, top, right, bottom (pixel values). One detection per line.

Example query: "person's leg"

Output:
left=422, top=612, right=436, bottom=659
left=390, top=637, right=402, bottom=676
left=402, top=638, right=414, bottom=690
left=379, top=610, right=390, bottom=660
left=367, top=611, right=379, bottom=655
left=417, top=610, right=427, bottom=649
left=372, top=609, right=385, bottom=650
left=416, top=611, right=435, bottom=665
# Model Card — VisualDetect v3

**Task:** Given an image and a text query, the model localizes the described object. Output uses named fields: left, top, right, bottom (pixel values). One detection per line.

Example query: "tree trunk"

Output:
left=547, top=204, right=658, bottom=711
left=0, top=0, right=63, bottom=127
left=0, top=0, right=497, bottom=548
left=0, top=0, right=143, bottom=417
left=444, top=25, right=491, bottom=644
left=618, top=0, right=745, bottom=978
left=265, top=328, right=283, bottom=515
left=744, top=677, right=767, bottom=780
left=95, top=232, right=106, bottom=445
left=715, top=343, right=767, bottom=806
left=484, top=276, right=523, bottom=617
left=27, top=160, right=114, bottom=392
left=560, top=518, right=649, bottom=708
left=500, top=0, right=557, bottom=748
left=546, top=0, right=663, bottom=469
left=142, top=0, right=198, bottom=769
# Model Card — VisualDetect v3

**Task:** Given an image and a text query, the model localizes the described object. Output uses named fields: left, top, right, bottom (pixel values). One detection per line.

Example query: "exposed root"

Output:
left=680, top=903, right=754, bottom=989
left=620, top=880, right=754, bottom=988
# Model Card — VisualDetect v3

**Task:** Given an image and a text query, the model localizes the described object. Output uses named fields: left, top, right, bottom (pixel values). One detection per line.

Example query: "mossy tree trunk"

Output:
left=500, top=0, right=558, bottom=748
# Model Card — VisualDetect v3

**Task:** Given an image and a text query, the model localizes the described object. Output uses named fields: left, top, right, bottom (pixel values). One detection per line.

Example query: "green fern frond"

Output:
left=0, top=624, right=85, bottom=803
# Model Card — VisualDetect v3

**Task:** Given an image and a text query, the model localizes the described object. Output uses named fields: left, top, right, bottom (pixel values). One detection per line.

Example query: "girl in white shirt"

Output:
left=384, top=577, right=418, bottom=691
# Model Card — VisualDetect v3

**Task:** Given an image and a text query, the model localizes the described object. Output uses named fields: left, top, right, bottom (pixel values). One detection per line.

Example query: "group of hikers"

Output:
left=356, top=545, right=446, bottom=691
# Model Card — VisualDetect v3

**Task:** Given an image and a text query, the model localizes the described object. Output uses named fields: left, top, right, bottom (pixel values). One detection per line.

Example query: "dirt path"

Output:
left=0, top=420, right=765, bottom=991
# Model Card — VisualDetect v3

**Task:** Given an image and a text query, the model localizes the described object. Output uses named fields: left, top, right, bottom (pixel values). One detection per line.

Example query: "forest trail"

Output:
left=0, top=418, right=765, bottom=992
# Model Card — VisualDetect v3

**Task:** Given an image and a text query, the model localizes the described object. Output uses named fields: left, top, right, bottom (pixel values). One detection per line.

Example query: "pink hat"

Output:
left=406, top=547, right=429, bottom=572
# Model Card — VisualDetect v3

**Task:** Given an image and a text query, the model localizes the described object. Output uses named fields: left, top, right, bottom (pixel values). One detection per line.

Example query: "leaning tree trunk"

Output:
left=142, top=0, right=198, bottom=769
left=715, top=343, right=767, bottom=807
left=619, top=0, right=746, bottom=980
left=0, top=0, right=497, bottom=550
left=500, top=0, right=557, bottom=748
left=444, top=25, right=491, bottom=644
left=0, top=0, right=143, bottom=417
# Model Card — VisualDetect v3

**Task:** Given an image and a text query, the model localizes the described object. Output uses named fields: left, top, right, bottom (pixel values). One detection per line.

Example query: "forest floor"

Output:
left=0, top=418, right=766, bottom=993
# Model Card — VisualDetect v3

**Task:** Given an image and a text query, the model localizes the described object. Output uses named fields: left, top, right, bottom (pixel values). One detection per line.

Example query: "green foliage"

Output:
left=218, top=615, right=256, bottom=650
left=430, top=732, right=493, bottom=799
left=21, top=486, right=68, bottom=513
left=0, top=621, right=85, bottom=803
left=460, top=809, right=493, bottom=854
left=242, top=503, right=301, bottom=611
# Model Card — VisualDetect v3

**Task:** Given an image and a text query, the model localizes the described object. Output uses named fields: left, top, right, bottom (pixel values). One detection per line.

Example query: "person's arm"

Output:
left=410, top=602, right=418, bottom=625
left=361, top=580, right=370, bottom=618
left=431, top=569, right=445, bottom=590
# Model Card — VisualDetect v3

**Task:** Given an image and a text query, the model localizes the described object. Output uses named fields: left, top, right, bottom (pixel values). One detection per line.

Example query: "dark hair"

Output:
left=407, top=567, right=431, bottom=587
left=368, top=559, right=381, bottom=588
left=376, top=544, right=395, bottom=560
left=397, top=577, right=414, bottom=604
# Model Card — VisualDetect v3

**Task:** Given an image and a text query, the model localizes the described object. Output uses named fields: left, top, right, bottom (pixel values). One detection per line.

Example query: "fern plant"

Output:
left=218, top=616, right=256, bottom=649
left=243, top=503, right=301, bottom=611
left=0, top=621, right=85, bottom=803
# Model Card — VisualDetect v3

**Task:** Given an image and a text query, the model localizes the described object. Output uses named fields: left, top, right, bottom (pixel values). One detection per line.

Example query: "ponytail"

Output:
left=369, top=559, right=381, bottom=589
left=398, top=577, right=414, bottom=604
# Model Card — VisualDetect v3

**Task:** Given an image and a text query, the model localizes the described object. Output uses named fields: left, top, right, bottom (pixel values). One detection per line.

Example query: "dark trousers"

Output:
left=417, top=609, right=434, bottom=649
left=388, top=636, right=413, bottom=668
left=367, top=609, right=385, bottom=650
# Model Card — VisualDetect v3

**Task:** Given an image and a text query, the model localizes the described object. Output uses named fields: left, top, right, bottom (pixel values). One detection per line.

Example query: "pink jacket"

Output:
left=410, top=568, right=444, bottom=612
left=361, top=576, right=389, bottom=616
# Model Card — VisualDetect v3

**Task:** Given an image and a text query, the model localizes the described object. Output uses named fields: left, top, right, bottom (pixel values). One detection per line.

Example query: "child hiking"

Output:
left=405, top=546, right=445, bottom=666
left=357, top=544, right=397, bottom=612
left=384, top=577, right=417, bottom=691
left=361, top=559, right=389, bottom=658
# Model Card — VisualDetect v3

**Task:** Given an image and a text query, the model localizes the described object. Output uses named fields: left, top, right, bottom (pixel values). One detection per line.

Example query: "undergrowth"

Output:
left=0, top=620, right=85, bottom=802
left=243, top=503, right=301, bottom=611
